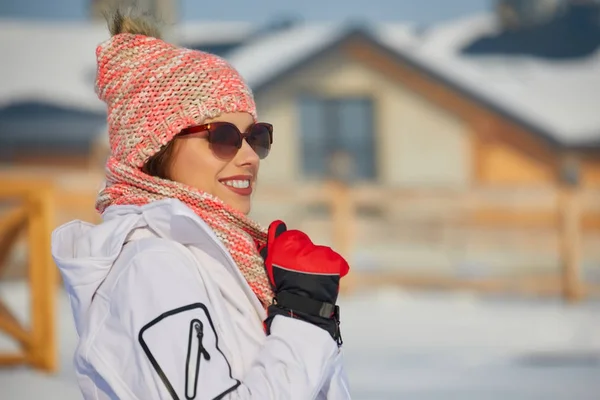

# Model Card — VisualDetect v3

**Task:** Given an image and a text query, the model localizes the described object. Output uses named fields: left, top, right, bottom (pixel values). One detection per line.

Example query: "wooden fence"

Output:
left=0, top=178, right=57, bottom=372
left=0, top=171, right=598, bottom=373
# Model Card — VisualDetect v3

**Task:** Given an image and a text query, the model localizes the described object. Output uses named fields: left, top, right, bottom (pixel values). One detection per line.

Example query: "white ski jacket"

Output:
left=51, top=198, right=351, bottom=400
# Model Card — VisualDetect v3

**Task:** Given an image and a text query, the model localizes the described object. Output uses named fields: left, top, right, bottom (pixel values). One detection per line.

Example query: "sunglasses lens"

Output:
left=209, top=124, right=242, bottom=159
left=246, top=124, right=272, bottom=159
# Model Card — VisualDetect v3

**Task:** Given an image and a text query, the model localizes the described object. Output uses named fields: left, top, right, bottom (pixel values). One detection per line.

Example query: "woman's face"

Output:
left=168, top=112, right=260, bottom=215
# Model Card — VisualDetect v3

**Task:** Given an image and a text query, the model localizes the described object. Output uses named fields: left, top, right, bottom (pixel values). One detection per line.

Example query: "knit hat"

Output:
left=95, top=10, right=257, bottom=169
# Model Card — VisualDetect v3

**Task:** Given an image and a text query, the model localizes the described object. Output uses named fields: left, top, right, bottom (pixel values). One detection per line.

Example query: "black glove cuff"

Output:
left=265, top=298, right=342, bottom=346
left=275, top=291, right=337, bottom=318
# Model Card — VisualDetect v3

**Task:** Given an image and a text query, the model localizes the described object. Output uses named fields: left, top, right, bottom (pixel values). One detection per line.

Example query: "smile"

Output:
left=218, top=175, right=254, bottom=196
left=221, top=179, right=250, bottom=189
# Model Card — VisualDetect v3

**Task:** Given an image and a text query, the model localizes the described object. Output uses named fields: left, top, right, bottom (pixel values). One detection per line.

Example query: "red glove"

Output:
left=259, top=220, right=349, bottom=345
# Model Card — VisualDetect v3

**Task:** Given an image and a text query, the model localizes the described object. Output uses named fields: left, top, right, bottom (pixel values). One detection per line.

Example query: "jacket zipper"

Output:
left=185, top=319, right=211, bottom=400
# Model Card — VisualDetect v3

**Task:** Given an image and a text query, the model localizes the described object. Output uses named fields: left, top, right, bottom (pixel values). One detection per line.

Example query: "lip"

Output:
left=218, top=175, right=254, bottom=197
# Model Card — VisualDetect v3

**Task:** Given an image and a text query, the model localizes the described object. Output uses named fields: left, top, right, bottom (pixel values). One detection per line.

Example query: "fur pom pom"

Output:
left=106, top=6, right=162, bottom=39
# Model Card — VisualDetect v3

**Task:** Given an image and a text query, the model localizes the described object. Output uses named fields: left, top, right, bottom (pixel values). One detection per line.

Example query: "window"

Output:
left=298, top=96, right=376, bottom=181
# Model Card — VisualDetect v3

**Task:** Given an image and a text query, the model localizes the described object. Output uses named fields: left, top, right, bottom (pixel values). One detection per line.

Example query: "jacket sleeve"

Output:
left=316, top=351, right=352, bottom=399
left=86, top=239, right=344, bottom=400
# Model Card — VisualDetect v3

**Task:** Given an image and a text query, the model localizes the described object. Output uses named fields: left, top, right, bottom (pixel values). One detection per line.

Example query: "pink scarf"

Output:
left=96, top=155, right=273, bottom=308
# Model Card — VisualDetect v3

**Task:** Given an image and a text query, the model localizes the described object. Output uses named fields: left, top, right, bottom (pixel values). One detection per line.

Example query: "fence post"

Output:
left=27, top=184, right=58, bottom=371
left=328, top=180, right=356, bottom=294
left=558, top=156, right=583, bottom=302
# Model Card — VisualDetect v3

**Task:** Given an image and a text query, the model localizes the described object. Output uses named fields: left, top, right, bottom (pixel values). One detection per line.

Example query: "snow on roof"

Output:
left=226, top=23, right=348, bottom=89
left=224, top=15, right=600, bottom=146
left=0, top=19, right=109, bottom=112
left=375, top=14, right=600, bottom=146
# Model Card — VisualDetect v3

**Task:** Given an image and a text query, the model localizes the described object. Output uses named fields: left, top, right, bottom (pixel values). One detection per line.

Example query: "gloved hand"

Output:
left=259, top=220, right=350, bottom=345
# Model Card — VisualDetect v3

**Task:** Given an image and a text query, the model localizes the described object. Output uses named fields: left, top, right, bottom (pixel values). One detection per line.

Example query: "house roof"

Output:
left=224, top=14, right=600, bottom=148
left=232, top=23, right=416, bottom=95
left=0, top=19, right=108, bottom=112
left=1, top=13, right=599, bottom=149
left=375, top=14, right=600, bottom=148
left=226, top=23, right=351, bottom=89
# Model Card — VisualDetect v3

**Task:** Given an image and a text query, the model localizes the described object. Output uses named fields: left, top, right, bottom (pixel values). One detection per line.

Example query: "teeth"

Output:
left=222, top=180, right=250, bottom=189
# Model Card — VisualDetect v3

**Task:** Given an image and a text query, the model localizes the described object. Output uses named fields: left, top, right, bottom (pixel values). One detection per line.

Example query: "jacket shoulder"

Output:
left=97, top=237, right=208, bottom=310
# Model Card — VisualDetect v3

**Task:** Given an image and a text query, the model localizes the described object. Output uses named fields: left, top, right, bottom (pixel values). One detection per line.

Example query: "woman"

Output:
left=51, top=9, right=351, bottom=400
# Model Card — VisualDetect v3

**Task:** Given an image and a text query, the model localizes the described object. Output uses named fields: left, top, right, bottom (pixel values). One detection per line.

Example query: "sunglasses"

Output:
left=179, top=121, right=273, bottom=160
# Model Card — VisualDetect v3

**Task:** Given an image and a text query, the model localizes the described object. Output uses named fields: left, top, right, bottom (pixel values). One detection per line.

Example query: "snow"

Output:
left=1, top=282, right=600, bottom=399
left=226, top=23, right=348, bottom=89
left=0, top=19, right=108, bottom=112
left=375, top=14, right=600, bottom=146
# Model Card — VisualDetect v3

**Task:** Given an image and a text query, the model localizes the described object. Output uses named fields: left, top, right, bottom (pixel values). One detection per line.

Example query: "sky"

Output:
left=0, top=0, right=492, bottom=24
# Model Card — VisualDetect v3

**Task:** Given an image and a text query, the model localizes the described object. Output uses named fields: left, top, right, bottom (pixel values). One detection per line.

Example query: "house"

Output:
left=225, top=6, right=600, bottom=190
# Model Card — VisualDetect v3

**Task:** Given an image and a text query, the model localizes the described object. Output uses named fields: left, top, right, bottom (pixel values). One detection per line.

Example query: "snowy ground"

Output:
left=1, top=282, right=600, bottom=399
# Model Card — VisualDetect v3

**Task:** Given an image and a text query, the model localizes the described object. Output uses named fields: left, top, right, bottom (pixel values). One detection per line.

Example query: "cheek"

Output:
left=170, top=140, right=226, bottom=191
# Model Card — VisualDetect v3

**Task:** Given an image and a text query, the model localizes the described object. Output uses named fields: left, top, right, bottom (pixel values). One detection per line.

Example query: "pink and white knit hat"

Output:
left=95, top=32, right=257, bottom=169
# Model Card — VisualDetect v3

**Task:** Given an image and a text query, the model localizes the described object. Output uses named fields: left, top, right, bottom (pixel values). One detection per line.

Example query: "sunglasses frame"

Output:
left=178, top=121, right=273, bottom=159
left=180, top=122, right=273, bottom=143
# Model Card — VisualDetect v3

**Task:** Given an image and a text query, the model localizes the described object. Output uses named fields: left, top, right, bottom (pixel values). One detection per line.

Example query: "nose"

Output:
left=234, top=139, right=260, bottom=167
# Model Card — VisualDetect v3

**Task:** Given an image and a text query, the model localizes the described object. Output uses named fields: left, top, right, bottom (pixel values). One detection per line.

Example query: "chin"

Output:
left=238, top=203, right=252, bottom=215
left=227, top=199, right=252, bottom=215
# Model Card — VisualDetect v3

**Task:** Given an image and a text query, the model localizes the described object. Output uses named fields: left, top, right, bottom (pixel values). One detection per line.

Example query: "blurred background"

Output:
left=1, top=0, right=600, bottom=398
